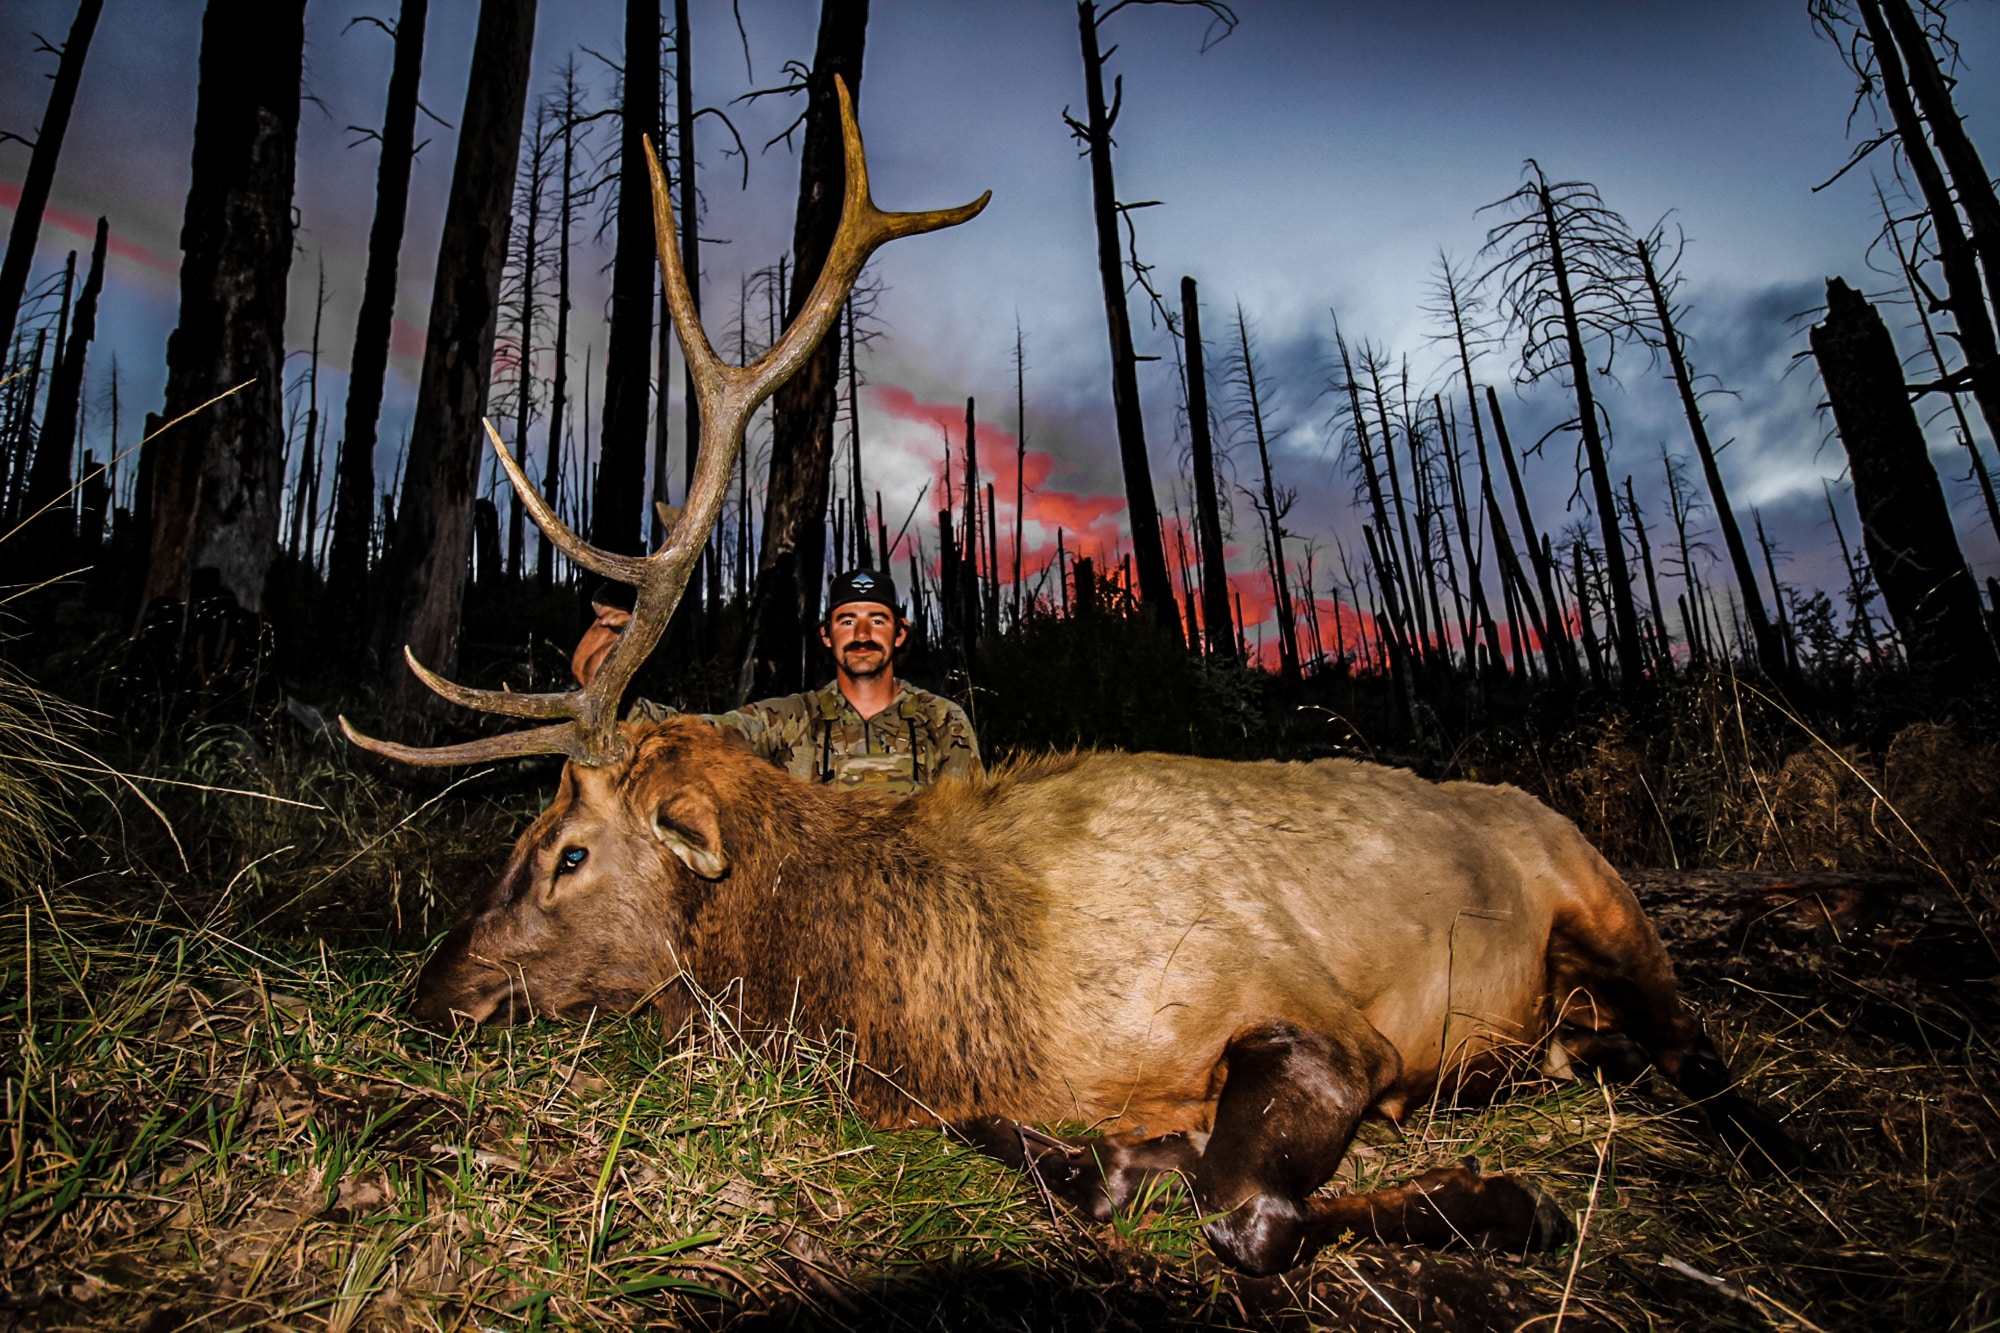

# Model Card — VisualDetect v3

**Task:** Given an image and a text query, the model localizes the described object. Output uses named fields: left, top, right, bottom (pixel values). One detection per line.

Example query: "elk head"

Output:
left=343, top=78, right=987, bottom=1023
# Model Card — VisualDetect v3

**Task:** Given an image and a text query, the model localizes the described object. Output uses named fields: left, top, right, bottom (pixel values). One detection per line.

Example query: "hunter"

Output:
left=572, top=568, right=982, bottom=798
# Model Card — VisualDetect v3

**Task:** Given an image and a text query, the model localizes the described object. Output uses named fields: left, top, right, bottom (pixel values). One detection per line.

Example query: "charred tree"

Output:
left=142, top=0, right=305, bottom=615
left=539, top=62, right=583, bottom=588
left=1061, top=1, right=1232, bottom=642
left=1229, top=306, right=1298, bottom=683
left=0, top=0, right=103, bottom=369
left=504, top=102, right=553, bottom=580
left=1486, top=386, right=1575, bottom=682
left=1483, top=162, right=1647, bottom=686
left=739, top=0, right=867, bottom=701
left=1811, top=277, right=1996, bottom=697
left=1881, top=184, right=2000, bottom=550
left=1429, top=256, right=1555, bottom=680
left=327, top=0, right=429, bottom=640
left=285, top=262, right=326, bottom=563
left=1633, top=226, right=1784, bottom=678
left=1624, top=475, right=1672, bottom=673
left=1013, top=319, right=1028, bottom=628
left=1181, top=276, right=1234, bottom=655
left=1873, top=0, right=2000, bottom=347
left=22, top=216, right=105, bottom=551
left=374, top=0, right=536, bottom=704
left=593, top=0, right=660, bottom=557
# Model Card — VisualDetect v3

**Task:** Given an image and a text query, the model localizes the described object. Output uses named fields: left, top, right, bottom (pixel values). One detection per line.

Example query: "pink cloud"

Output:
left=0, top=182, right=178, bottom=278
left=868, top=381, right=1130, bottom=567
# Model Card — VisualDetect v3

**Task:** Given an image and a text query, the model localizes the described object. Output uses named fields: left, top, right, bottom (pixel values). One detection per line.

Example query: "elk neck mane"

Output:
left=632, top=720, right=1090, bottom=1124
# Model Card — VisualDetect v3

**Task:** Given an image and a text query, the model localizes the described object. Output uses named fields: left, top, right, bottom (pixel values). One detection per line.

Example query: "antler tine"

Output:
left=339, top=715, right=587, bottom=767
left=485, top=419, right=649, bottom=585
left=739, top=76, right=990, bottom=398
left=401, top=645, right=580, bottom=719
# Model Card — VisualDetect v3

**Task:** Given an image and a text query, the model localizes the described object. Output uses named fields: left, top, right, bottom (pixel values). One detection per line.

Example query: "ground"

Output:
left=2, top=848, right=1992, bottom=1332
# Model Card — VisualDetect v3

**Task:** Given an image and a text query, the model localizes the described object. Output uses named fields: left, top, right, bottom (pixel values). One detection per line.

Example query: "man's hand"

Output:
left=572, top=605, right=632, bottom=686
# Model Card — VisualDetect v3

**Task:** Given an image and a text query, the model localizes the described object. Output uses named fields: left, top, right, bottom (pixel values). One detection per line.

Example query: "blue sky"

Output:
left=4, top=0, right=1997, bottom=651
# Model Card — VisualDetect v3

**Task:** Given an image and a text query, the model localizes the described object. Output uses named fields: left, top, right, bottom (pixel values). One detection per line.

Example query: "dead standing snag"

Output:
left=342, top=82, right=1799, bottom=1278
left=340, top=76, right=988, bottom=766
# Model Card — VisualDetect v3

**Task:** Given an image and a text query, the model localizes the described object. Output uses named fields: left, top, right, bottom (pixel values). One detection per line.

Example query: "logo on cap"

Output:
left=851, top=572, right=876, bottom=592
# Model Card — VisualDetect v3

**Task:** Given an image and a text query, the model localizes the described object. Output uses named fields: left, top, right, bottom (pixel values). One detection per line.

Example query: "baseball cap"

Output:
left=825, top=568, right=899, bottom=619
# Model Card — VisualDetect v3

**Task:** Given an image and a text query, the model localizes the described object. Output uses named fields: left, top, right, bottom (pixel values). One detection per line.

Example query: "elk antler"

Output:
left=341, top=76, right=988, bottom=767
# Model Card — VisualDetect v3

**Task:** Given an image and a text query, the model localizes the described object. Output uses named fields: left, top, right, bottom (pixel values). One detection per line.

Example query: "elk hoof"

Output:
left=1528, top=1187, right=1574, bottom=1252
left=1204, top=1194, right=1305, bottom=1277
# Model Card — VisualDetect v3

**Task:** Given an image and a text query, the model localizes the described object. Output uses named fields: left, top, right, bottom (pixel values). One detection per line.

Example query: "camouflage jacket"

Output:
left=631, top=680, right=982, bottom=798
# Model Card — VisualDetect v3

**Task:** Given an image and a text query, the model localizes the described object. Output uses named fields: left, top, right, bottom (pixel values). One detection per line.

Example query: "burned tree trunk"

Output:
left=142, top=0, right=305, bottom=615
left=739, top=0, right=867, bottom=701
left=1874, top=0, right=2000, bottom=334
left=539, top=61, right=582, bottom=589
left=23, top=216, right=105, bottom=550
left=1181, top=277, right=1234, bottom=656
left=1635, top=230, right=1784, bottom=678
left=1811, top=277, right=1997, bottom=697
left=327, top=0, right=429, bottom=639
left=1486, top=386, right=1575, bottom=682
left=1068, top=1, right=1179, bottom=640
left=375, top=0, right=536, bottom=705
left=0, top=0, right=103, bottom=367
left=507, top=105, right=550, bottom=581
left=592, top=0, right=660, bottom=557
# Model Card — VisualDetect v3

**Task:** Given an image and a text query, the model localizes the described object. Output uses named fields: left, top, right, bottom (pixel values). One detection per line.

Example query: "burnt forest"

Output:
left=1, top=1, right=1998, bottom=1329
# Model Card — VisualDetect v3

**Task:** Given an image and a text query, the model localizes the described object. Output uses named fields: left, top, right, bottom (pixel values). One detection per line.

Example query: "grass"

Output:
left=5, top=865, right=1996, bottom=1330
left=2, top=653, right=1997, bottom=1329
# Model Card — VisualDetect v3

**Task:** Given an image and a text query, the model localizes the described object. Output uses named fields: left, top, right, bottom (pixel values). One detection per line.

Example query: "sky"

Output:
left=5, top=0, right=1999, bottom=662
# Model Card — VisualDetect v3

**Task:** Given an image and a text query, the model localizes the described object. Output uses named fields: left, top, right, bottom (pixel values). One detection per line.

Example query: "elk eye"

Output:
left=557, top=846, right=587, bottom=876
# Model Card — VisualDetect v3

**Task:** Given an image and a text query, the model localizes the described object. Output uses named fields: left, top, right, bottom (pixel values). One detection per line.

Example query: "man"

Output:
left=572, top=568, right=982, bottom=797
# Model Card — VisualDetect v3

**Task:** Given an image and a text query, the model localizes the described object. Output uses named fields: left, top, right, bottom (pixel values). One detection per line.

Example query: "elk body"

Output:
left=344, top=80, right=1797, bottom=1276
left=411, top=719, right=1798, bottom=1274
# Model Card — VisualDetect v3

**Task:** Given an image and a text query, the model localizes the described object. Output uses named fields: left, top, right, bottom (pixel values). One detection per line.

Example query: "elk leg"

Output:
left=950, top=1116, right=1197, bottom=1220
left=1192, top=1020, right=1567, bottom=1275
left=1550, top=882, right=1806, bottom=1172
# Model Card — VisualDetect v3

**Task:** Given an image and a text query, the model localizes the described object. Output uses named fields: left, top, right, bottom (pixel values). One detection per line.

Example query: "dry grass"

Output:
left=3, top=665, right=1998, bottom=1330
left=5, top=873, right=1996, bottom=1330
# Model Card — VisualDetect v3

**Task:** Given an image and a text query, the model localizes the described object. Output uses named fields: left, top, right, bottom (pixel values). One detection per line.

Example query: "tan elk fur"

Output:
left=417, top=716, right=1672, bottom=1137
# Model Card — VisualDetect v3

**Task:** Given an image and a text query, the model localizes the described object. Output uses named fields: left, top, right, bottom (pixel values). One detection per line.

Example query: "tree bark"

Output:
left=1235, top=307, right=1298, bottom=683
left=539, top=65, right=580, bottom=589
left=1876, top=0, right=2000, bottom=334
left=1073, top=1, right=1177, bottom=639
left=1635, top=234, right=1783, bottom=678
left=507, top=109, right=547, bottom=580
left=374, top=0, right=536, bottom=704
left=327, top=0, right=428, bottom=638
left=1486, top=386, right=1575, bottom=682
left=738, top=0, right=868, bottom=701
left=23, top=216, right=105, bottom=546
left=1811, top=277, right=1997, bottom=697
left=1181, top=277, right=1234, bottom=655
left=1848, top=0, right=2000, bottom=515
left=1534, top=180, right=1646, bottom=685
left=592, top=0, right=659, bottom=558
left=143, top=0, right=305, bottom=615
left=0, top=0, right=103, bottom=370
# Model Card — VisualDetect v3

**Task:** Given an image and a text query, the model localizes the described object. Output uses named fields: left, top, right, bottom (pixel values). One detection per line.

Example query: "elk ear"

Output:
left=652, top=789, right=727, bottom=880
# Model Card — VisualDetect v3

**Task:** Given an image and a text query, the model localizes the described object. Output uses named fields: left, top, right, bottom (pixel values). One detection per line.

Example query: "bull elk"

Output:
left=344, top=80, right=1801, bottom=1276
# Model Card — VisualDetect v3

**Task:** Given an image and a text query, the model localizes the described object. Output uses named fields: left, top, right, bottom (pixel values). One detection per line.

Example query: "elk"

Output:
left=344, top=80, right=1800, bottom=1276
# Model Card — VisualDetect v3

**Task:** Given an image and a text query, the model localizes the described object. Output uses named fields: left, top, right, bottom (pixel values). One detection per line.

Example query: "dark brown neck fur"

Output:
left=641, top=721, right=1056, bottom=1126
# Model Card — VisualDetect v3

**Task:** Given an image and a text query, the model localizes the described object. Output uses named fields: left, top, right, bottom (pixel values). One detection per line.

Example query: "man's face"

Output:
left=820, top=601, right=905, bottom=681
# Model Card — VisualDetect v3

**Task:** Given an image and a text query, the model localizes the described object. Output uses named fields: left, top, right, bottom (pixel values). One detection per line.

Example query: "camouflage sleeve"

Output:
left=930, top=697, right=984, bottom=783
left=626, top=695, right=802, bottom=766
